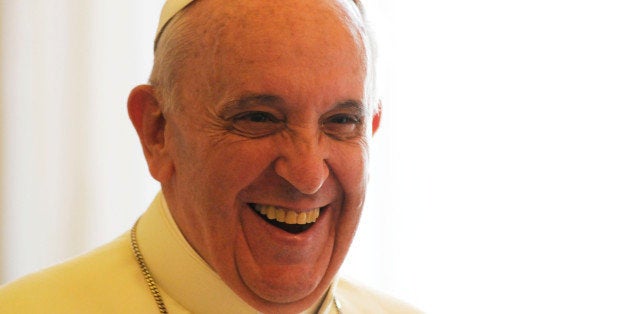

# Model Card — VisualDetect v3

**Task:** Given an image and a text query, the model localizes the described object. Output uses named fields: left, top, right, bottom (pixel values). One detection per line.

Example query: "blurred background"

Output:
left=1, top=1, right=627, bottom=313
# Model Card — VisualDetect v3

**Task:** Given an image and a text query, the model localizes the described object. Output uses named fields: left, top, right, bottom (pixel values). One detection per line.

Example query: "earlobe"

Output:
left=371, top=100, right=382, bottom=135
left=127, top=85, right=173, bottom=182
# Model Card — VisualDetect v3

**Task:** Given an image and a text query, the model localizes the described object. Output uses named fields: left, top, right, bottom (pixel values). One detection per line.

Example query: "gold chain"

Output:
left=131, top=220, right=169, bottom=314
left=131, top=219, right=342, bottom=314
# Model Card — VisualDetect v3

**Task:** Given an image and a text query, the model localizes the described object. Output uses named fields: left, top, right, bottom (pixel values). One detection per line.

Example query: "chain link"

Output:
left=131, top=220, right=168, bottom=314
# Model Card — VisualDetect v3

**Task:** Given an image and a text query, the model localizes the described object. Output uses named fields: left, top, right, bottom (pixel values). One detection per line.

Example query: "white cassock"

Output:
left=0, top=192, right=422, bottom=313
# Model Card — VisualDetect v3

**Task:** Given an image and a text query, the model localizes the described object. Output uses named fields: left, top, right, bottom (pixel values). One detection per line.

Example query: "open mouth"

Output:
left=249, top=203, right=322, bottom=234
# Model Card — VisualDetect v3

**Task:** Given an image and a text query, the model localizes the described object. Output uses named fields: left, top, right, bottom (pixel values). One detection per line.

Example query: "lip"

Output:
left=241, top=202, right=332, bottom=246
left=249, top=203, right=324, bottom=233
left=248, top=200, right=330, bottom=213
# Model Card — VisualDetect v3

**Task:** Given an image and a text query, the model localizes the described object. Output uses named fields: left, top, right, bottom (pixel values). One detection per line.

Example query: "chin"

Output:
left=241, top=270, right=335, bottom=313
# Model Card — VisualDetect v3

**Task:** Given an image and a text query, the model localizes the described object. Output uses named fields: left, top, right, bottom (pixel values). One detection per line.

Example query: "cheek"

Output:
left=325, top=142, right=370, bottom=263
left=327, top=141, right=370, bottom=233
left=329, top=140, right=370, bottom=188
left=342, top=140, right=371, bottom=193
left=191, top=140, right=279, bottom=196
left=170, top=138, right=280, bottom=252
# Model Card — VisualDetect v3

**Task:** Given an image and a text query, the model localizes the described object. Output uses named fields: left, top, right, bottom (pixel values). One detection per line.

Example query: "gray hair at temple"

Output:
left=148, top=0, right=378, bottom=114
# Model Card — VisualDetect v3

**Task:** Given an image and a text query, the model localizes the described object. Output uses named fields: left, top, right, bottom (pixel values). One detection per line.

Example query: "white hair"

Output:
left=149, top=9, right=195, bottom=113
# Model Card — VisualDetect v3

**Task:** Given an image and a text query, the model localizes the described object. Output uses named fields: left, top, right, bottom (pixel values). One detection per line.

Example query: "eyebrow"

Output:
left=218, top=93, right=367, bottom=117
left=334, top=99, right=367, bottom=116
left=218, top=94, right=286, bottom=118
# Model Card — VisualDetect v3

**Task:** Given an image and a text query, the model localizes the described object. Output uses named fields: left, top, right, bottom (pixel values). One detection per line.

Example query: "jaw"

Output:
left=229, top=200, right=342, bottom=308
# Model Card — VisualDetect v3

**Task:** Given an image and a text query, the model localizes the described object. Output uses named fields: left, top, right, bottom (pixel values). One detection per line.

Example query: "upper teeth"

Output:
left=254, top=204, right=320, bottom=224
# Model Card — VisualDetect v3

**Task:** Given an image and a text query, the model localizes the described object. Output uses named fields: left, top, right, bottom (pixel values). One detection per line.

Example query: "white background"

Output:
left=2, top=1, right=628, bottom=313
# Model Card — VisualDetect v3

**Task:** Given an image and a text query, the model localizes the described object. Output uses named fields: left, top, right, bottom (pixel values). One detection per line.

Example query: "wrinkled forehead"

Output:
left=152, top=0, right=375, bottom=112
left=155, top=0, right=365, bottom=49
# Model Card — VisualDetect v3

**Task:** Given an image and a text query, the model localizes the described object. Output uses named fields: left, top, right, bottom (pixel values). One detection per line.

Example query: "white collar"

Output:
left=135, top=192, right=338, bottom=313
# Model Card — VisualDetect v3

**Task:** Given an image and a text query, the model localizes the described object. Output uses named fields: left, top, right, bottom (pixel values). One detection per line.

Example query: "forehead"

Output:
left=187, top=0, right=364, bottom=38
left=168, top=0, right=370, bottom=113
left=184, top=0, right=366, bottom=76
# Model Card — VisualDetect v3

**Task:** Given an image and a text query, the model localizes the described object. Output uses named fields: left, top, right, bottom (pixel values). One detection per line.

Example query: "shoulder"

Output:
left=0, top=232, right=155, bottom=313
left=336, top=277, right=424, bottom=314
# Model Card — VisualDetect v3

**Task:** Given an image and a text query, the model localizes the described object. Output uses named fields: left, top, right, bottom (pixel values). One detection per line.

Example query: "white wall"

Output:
left=342, top=1, right=628, bottom=313
left=0, top=0, right=160, bottom=283
left=2, top=1, right=628, bottom=313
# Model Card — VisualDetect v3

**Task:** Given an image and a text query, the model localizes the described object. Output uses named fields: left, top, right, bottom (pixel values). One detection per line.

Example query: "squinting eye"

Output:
left=235, top=111, right=279, bottom=123
left=328, top=115, right=357, bottom=124
left=323, top=114, right=363, bottom=140
left=230, top=111, right=283, bottom=138
left=234, top=111, right=279, bottom=123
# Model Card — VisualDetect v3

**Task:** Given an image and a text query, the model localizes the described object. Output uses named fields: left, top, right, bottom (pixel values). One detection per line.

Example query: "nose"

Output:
left=274, top=134, right=330, bottom=195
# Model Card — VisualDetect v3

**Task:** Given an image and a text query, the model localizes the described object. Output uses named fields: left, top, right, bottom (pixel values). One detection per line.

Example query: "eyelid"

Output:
left=321, top=113, right=365, bottom=141
left=323, top=112, right=364, bottom=124
left=227, top=110, right=285, bottom=138
left=218, top=94, right=285, bottom=120
left=233, top=111, right=283, bottom=122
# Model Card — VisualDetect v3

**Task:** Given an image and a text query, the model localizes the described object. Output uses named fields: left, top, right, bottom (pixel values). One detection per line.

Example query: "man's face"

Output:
left=157, top=0, right=377, bottom=311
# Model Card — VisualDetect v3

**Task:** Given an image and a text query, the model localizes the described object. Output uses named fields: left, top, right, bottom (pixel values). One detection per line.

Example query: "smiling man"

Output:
left=0, top=0, right=421, bottom=313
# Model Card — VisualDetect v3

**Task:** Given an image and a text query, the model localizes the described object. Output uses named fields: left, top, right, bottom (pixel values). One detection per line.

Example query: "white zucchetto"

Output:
left=156, top=0, right=196, bottom=47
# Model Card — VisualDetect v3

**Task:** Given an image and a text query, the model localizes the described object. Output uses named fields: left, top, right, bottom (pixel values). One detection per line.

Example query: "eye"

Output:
left=328, top=115, right=357, bottom=124
left=236, top=111, right=277, bottom=123
left=230, top=111, right=284, bottom=138
left=322, top=114, right=363, bottom=140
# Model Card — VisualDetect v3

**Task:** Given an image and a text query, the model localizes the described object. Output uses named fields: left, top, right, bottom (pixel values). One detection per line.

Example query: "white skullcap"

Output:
left=155, top=0, right=197, bottom=48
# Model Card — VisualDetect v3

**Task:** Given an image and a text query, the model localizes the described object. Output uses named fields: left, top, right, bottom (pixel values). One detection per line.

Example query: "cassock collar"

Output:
left=135, top=192, right=338, bottom=314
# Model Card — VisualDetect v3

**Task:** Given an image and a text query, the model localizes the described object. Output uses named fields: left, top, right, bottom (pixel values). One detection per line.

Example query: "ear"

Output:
left=371, top=100, right=382, bottom=135
left=127, top=85, right=174, bottom=183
